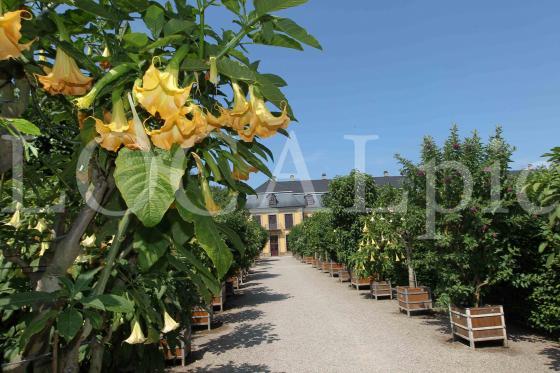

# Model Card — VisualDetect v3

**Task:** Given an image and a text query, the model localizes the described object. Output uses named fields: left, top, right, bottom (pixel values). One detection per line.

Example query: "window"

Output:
left=304, top=194, right=315, bottom=206
left=284, top=214, right=293, bottom=229
left=268, top=214, right=277, bottom=229
left=268, top=194, right=278, bottom=207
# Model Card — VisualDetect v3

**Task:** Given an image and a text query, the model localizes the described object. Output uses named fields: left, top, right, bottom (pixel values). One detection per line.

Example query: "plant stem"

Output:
left=198, top=0, right=205, bottom=59
left=215, top=16, right=260, bottom=60
left=93, top=209, right=132, bottom=295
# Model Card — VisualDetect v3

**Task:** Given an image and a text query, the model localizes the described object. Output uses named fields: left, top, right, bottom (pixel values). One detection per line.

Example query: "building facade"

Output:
left=247, top=175, right=404, bottom=256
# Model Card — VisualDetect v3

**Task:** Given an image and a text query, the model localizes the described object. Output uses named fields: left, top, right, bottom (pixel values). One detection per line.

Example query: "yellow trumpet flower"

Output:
left=0, top=10, right=33, bottom=60
left=124, top=321, right=147, bottom=344
left=33, top=218, right=48, bottom=233
left=249, top=85, right=290, bottom=129
left=232, top=162, right=258, bottom=181
left=133, top=63, right=192, bottom=120
left=193, top=153, right=220, bottom=215
left=6, top=204, right=21, bottom=229
left=208, top=56, right=218, bottom=85
left=235, top=86, right=290, bottom=142
left=37, top=48, right=93, bottom=96
left=94, top=97, right=146, bottom=152
left=149, top=105, right=216, bottom=150
left=81, top=234, right=96, bottom=248
left=162, top=311, right=180, bottom=333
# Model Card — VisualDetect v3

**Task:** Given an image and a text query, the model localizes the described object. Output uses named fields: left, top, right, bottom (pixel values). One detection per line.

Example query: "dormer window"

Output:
left=268, top=194, right=278, bottom=207
left=304, top=194, right=315, bottom=206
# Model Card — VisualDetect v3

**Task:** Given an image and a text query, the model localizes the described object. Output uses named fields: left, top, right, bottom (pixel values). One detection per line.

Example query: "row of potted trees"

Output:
left=294, top=252, right=507, bottom=349
left=288, top=127, right=550, bottom=348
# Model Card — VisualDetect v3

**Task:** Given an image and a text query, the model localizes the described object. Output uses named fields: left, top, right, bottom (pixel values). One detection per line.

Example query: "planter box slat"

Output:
left=350, top=274, right=372, bottom=293
left=191, top=306, right=213, bottom=330
left=211, top=283, right=226, bottom=312
left=449, top=305, right=508, bottom=349
left=397, top=286, right=433, bottom=316
left=338, top=266, right=351, bottom=282
left=370, top=281, right=392, bottom=300
left=329, top=263, right=343, bottom=277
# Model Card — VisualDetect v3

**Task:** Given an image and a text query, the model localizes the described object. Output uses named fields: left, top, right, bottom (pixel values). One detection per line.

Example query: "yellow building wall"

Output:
left=255, top=211, right=305, bottom=256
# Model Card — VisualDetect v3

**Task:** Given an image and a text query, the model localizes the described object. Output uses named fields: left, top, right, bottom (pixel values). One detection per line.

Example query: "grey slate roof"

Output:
left=254, top=176, right=404, bottom=194
left=248, top=177, right=404, bottom=211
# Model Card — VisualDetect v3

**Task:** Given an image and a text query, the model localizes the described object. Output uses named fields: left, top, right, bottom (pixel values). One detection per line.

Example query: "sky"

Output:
left=206, top=1, right=560, bottom=188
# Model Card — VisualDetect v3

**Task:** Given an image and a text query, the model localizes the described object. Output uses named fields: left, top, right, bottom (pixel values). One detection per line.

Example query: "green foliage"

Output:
left=0, top=0, right=319, bottom=369
left=323, top=170, right=377, bottom=264
left=287, top=211, right=336, bottom=260
left=114, top=147, right=187, bottom=227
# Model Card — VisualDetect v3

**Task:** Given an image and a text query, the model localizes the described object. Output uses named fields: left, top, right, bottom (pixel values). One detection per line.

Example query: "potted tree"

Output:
left=399, top=127, right=522, bottom=344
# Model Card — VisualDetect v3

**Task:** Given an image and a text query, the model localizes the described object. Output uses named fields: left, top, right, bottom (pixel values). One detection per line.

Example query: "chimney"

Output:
left=383, top=171, right=389, bottom=177
left=321, top=173, right=327, bottom=179
left=290, top=175, right=295, bottom=180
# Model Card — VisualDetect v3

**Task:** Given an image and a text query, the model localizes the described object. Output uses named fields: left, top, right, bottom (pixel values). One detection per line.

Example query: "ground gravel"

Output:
left=173, top=256, right=558, bottom=373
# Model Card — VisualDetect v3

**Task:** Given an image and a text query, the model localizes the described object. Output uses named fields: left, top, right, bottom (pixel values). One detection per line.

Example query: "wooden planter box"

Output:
left=449, top=305, right=508, bottom=348
left=350, top=274, right=372, bottom=292
left=191, top=306, right=212, bottom=330
left=338, top=266, right=351, bottom=282
left=303, top=256, right=313, bottom=264
left=160, top=326, right=192, bottom=366
left=329, top=263, right=343, bottom=277
left=212, top=283, right=226, bottom=312
left=370, top=281, right=392, bottom=300
left=227, top=275, right=240, bottom=290
left=321, top=261, right=331, bottom=273
left=311, top=258, right=319, bottom=268
left=397, top=286, right=433, bottom=316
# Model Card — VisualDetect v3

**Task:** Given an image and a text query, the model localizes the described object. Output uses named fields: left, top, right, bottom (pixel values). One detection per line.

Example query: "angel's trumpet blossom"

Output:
left=162, top=311, right=180, bottom=333
left=134, top=63, right=192, bottom=120
left=94, top=95, right=145, bottom=152
left=124, top=321, right=147, bottom=344
left=0, top=10, right=33, bottom=60
left=37, top=49, right=93, bottom=96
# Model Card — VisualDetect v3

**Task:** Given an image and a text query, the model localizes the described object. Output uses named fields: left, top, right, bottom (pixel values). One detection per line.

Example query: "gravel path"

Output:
left=178, top=256, right=558, bottom=372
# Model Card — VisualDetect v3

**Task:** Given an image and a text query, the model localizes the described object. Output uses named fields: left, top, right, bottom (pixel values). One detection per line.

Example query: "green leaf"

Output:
left=256, top=74, right=294, bottom=118
left=3, top=118, right=41, bottom=136
left=222, top=0, right=241, bottom=14
left=83, top=309, right=103, bottom=329
left=182, top=58, right=208, bottom=72
left=19, top=310, right=58, bottom=350
left=164, top=19, right=196, bottom=36
left=217, top=58, right=256, bottom=82
left=260, top=73, right=287, bottom=87
left=217, top=222, right=245, bottom=255
left=168, top=210, right=194, bottom=245
left=144, top=5, right=165, bottom=37
left=253, top=32, right=303, bottom=50
left=274, top=17, right=322, bottom=49
left=133, top=228, right=169, bottom=271
left=176, top=182, right=233, bottom=278
left=253, top=0, right=308, bottom=16
left=83, top=294, right=134, bottom=313
left=123, top=32, right=149, bottom=48
left=57, top=308, right=83, bottom=341
left=0, top=291, right=55, bottom=310
left=169, top=246, right=221, bottom=295
left=74, top=0, right=128, bottom=21
left=114, top=148, right=187, bottom=227
left=142, top=35, right=185, bottom=52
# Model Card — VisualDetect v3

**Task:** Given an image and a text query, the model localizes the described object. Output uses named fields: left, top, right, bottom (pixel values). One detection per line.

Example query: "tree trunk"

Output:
left=406, top=246, right=416, bottom=287
left=21, top=174, right=109, bottom=371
